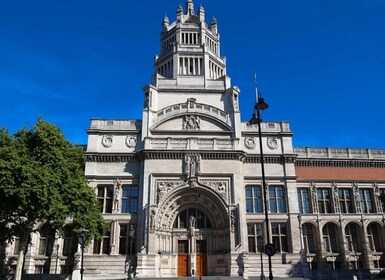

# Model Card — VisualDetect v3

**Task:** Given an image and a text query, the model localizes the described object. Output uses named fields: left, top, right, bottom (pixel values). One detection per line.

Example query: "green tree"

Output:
left=0, top=119, right=106, bottom=279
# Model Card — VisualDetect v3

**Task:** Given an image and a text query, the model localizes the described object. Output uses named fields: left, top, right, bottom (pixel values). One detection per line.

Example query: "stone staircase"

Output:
left=245, top=254, right=293, bottom=278
left=82, top=255, right=129, bottom=280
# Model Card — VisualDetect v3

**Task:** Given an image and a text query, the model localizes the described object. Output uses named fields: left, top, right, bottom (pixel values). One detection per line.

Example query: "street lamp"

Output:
left=128, top=225, right=135, bottom=279
left=77, top=230, right=88, bottom=280
left=250, top=88, right=274, bottom=280
left=257, top=225, right=265, bottom=280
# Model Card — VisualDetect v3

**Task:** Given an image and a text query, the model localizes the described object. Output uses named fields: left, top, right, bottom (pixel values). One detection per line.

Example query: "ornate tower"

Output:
left=142, top=0, right=241, bottom=142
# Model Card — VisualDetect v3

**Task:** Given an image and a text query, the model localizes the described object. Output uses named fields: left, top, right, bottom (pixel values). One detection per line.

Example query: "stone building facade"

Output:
left=2, top=1, right=385, bottom=279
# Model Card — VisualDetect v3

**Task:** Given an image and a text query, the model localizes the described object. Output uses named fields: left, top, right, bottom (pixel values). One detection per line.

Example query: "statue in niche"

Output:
left=113, top=179, right=121, bottom=211
left=310, top=182, right=319, bottom=214
left=233, top=93, right=238, bottom=110
left=149, top=210, right=156, bottom=229
left=184, top=154, right=201, bottom=178
left=332, top=182, right=340, bottom=213
left=189, top=215, right=196, bottom=228
left=353, top=183, right=362, bottom=213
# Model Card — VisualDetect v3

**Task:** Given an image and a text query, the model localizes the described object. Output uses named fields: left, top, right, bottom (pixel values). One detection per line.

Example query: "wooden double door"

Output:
left=177, top=240, right=207, bottom=277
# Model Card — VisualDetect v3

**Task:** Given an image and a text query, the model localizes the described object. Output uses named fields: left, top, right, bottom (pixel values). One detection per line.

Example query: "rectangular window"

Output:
left=317, top=188, right=332, bottom=213
left=360, top=189, right=374, bottom=213
left=62, top=226, right=76, bottom=257
left=121, top=185, right=139, bottom=214
left=298, top=188, right=311, bottom=213
left=247, top=223, right=263, bottom=253
left=38, top=228, right=55, bottom=256
left=272, top=223, right=288, bottom=252
left=119, top=224, right=136, bottom=255
left=338, top=189, right=353, bottom=213
left=97, top=185, right=113, bottom=213
left=245, top=185, right=262, bottom=213
left=93, top=228, right=111, bottom=255
left=269, top=186, right=286, bottom=213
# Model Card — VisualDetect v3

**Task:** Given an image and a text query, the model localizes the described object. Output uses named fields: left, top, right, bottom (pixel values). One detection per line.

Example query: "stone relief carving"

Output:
left=352, top=182, right=362, bottom=214
left=183, top=115, right=201, bottom=131
left=101, top=135, right=113, bottom=147
left=310, top=182, right=319, bottom=214
left=156, top=180, right=183, bottom=203
left=125, top=135, right=137, bottom=148
left=267, top=137, right=278, bottom=150
left=207, top=181, right=227, bottom=196
left=244, top=137, right=256, bottom=149
left=331, top=182, right=341, bottom=213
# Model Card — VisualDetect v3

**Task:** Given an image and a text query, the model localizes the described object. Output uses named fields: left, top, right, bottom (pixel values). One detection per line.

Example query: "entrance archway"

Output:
left=153, top=184, right=230, bottom=276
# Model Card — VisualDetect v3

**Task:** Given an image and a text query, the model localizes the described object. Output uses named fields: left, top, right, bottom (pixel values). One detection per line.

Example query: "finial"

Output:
left=211, top=16, right=217, bottom=25
left=177, top=3, right=183, bottom=13
left=186, top=0, right=194, bottom=15
left=198, top=4, right=205, bottom=21
left=163, top=15, right=169, bottom=25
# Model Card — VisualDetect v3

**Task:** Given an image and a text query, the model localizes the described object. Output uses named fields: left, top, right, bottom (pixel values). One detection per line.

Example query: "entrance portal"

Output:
left=177, top=240, right=189, bottom=277
left=196, top=240, right=207, bottom=276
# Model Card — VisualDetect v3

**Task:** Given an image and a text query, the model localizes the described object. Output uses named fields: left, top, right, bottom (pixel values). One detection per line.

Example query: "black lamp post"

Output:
left=257, top=225, right=265, bottom=280
left=128, top=225, right=135, bottom=279
left=250, top=94, right=274, bottom=280
left=78, top=230, right=88, bottom=280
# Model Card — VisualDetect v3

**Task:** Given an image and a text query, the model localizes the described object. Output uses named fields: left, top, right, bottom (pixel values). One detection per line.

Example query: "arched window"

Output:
left=173, top=208, right=211, bottom=229
left=368, top=223, right=382, bottom=252
left=303, top=224, right=316, bottom=253
left=345, top=223, right=360, bottom=252
left=322, top=223, right=338, bottom=253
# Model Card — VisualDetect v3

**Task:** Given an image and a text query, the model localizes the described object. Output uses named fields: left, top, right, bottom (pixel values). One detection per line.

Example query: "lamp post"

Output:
left=257, top=225, right=265, bottom=280
left=128, top=225, right=135, bottom=280
left=77, top=230, right=88, bottom=280
left=250, top=93, right=274, bottom=280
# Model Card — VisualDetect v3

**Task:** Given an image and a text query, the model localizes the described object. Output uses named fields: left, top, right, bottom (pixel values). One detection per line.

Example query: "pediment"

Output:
left=151, top=114, right=232, bottom=133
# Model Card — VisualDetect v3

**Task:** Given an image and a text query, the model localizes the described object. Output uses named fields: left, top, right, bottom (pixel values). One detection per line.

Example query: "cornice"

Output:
left=244, top=155, right=297, bottom=164
left=295, top=159, right=385, bottom=168
left=85, top=151, right=297, bottom=163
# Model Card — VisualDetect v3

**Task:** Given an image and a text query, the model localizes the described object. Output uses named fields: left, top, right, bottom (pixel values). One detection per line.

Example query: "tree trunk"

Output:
left=14, top=234, right=29, bottom=280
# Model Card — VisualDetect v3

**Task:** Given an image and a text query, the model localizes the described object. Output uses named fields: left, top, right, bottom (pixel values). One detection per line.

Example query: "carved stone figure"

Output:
left=189, top=215, right=196, bottom=228
left=113, top=179, right=121, bottom=211
left=353, top=183, right=362, bottom=214
left=310, top=182, right=319, bottom=214
left=332, top=182, right=340, bottom=213
left=184, top=154, right=201, bottom=178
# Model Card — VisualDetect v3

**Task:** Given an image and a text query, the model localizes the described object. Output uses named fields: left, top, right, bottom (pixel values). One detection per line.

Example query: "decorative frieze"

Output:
left=86, top=154, right=136, bottom=162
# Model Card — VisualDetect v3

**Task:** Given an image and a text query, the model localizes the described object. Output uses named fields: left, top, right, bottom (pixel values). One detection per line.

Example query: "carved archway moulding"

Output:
left=151, top=183, right=230, bottom=232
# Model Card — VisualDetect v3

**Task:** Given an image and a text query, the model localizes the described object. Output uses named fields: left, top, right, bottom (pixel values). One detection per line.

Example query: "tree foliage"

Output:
left=0, top=119, right=106, bottom=245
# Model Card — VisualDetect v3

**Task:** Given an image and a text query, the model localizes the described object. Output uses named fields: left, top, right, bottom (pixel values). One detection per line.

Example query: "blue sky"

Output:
left=1, top=0, right=384, bottom=148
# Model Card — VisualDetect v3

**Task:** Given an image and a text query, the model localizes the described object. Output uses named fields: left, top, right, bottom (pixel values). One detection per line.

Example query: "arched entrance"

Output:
left=151, top=183, right=231, bottom=277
